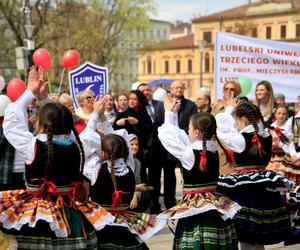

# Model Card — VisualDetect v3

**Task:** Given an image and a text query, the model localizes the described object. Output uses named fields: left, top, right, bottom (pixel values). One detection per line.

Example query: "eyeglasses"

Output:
left=224, top=88, right=235, bottom=91
left=85, top=96, right=94, bottom=100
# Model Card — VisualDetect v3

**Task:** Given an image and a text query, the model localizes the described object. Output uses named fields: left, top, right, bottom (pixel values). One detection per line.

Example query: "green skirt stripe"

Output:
left=236, top=206, right=288, bottom=215
left=174, top=211, right=238, bottom=250
left=13, top=208, right=98, bottom=250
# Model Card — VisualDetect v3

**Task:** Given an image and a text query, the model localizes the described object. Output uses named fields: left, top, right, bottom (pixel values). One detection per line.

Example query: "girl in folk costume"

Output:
left=80, top=97, right=165, bottom=250
left=267, top=105, right=300, bottom=185
left=157, top=95, right=242, bottom=250
left=266, top=106, right=300, bottom=246
left=217, top=102, right=293, bottom=250
left=0, top=67, right=114, bottom=249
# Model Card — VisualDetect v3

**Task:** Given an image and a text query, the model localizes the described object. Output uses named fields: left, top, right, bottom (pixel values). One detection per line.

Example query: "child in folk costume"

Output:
left=80, top=97, right=165, bottom=250
left=266, top=106, right=300, bottom=246
left=267, top=105, right=300, bottom=186
left=217, top=102, right=293, bottom=250
left=157, top=95, right=242, bottom=250
left=128, top=133, right=152, bottom=213
left=0, top=67, right=114, bottom=249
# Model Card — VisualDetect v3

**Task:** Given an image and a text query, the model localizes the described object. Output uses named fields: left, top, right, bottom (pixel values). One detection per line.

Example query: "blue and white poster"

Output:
left=69, top=62, right=109, bottom=108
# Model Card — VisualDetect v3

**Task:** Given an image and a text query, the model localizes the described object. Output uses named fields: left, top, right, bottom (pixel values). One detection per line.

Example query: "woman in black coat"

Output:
left=113, top=90, right=152, bottom=182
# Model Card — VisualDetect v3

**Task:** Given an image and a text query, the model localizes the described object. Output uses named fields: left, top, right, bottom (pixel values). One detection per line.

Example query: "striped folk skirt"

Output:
left=157, top=187, right=241, bottom=250
left=267, top=156, right=300, bottom=246
left=218, top=169, right=293, bottom=245
left=96, top=207, right=166, bottom=249
left=0, top=186, right=115, bottom=249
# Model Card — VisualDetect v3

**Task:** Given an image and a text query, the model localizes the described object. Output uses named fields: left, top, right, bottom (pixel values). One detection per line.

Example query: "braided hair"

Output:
left=101, top=134, right=129, bottom=192
left=190, top=112, right=235, bottom=171
left=233, top=103, right=267, bottom=156
left=38, top=103, right=74, bottom=179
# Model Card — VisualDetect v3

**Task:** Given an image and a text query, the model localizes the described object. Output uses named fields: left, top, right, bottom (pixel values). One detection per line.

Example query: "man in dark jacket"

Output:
left=148, top=80, right=197, bottom=213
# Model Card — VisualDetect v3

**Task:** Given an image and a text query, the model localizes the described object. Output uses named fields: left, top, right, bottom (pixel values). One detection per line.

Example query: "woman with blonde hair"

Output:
left=59, top=93, right=87, bottom=134
left=75, top=90, right=95, bottom=122
left=254, top=81, right=275, bottom=124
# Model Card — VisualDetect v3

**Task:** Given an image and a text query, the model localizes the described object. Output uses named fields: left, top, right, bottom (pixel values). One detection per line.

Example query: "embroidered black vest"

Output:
left=234, top=132, right=272, bottom=167
left=182, top=150, right=219, bottom=189
left=25, top=140, right=81, bottom=186
left=90, top=163, right=136, bottom=207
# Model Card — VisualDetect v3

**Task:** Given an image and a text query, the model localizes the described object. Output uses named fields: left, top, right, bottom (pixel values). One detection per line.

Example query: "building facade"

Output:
left=111, top=19, right=171, bottom=93
left=138, top=0, right=300, bottom=100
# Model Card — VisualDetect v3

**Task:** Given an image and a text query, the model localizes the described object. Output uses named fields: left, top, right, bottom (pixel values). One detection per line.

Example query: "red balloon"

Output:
left=7, top=78, right=27, bottom=102
left=62, top=50, right=80, bottom=69
left=33, top=48, right=51, bottom=71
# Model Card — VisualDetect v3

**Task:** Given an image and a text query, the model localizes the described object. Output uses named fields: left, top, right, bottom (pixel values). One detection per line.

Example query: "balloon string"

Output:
left=58, top=68, right=65, bottom=95
left=46, top=73, right=52, bottom=94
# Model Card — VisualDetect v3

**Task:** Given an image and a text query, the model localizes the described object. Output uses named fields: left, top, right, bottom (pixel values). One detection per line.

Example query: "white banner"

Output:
left=214, top=32, right=300, bottom=102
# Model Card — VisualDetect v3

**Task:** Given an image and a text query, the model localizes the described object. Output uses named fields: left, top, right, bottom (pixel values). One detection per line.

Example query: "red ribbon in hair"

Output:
left=111, top=190, right=130, bottom=209
left=199, top=151, right=207, bottom=171
left=274, top=127, right=283, bottom=137
left=225, top=148, right=236, bottom=165
left=252, top=134, right=262, bottom=150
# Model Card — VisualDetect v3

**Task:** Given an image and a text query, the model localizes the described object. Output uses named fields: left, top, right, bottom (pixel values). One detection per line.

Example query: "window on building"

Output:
left=280, top=25, right=286, bottom=39
left=205, top=53, right=210, bottom=72
left=150, top=30, right=153, bottom=38
left=266, top=26, right=272, bottom=39
left=147, top=56, right=151, bottom=74
left=163, top=30, right=167, bottom=38
left=296, top=23, right=300, bottom=38
left=153, top=61, right=156, bottom=74
left=225, top=27, right=232, bottom=33
left=187, top=59, right=192, bottom=73
left=176, top=60, right=181, bottom=73
left=165, top=60, right=169, bottom=74
left=251, top=28, right=257, bottom=38
left=296, top=24, right=300, bottom=38
left=203, top=31, right=212, bottom=43
left=157, top=30, right=161, bottom=37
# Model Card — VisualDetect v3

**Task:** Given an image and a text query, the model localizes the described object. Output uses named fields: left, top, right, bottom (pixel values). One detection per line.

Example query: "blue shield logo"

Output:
left=69, top=62, right=109, bottom=108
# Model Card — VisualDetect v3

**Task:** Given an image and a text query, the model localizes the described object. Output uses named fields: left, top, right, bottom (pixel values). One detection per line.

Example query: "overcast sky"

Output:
left=150, top=0, right=258, bottom=23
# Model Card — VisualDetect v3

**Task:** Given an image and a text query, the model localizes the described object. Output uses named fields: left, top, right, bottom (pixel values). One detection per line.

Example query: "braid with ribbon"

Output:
left=190, top=112, right=220, bottom=172
left=110, top=153, right=118, bottom=192
left=110, top=153, right=124, bottom=209
left=44, top=127, right=54, bottom=179
left=199, top=132, right=207, bottom=171
left=101, top=134, right=130, bottom=209
left=245, top=103, right=263, bottom=156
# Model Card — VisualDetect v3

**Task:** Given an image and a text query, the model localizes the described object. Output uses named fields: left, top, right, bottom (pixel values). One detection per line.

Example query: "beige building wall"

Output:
left=138, top=1, right=300, bottom=101
left=139, top=46, right=215, bottom=101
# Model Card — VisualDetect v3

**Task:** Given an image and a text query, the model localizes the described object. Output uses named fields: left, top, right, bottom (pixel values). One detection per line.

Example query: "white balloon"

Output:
left=0, top=76, right=5, bottom=92
left=0, top=95, right=11, bottom=117
left=153, top=88, right=167, bottom=102
left=131, top=82, right=141, bottom=90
